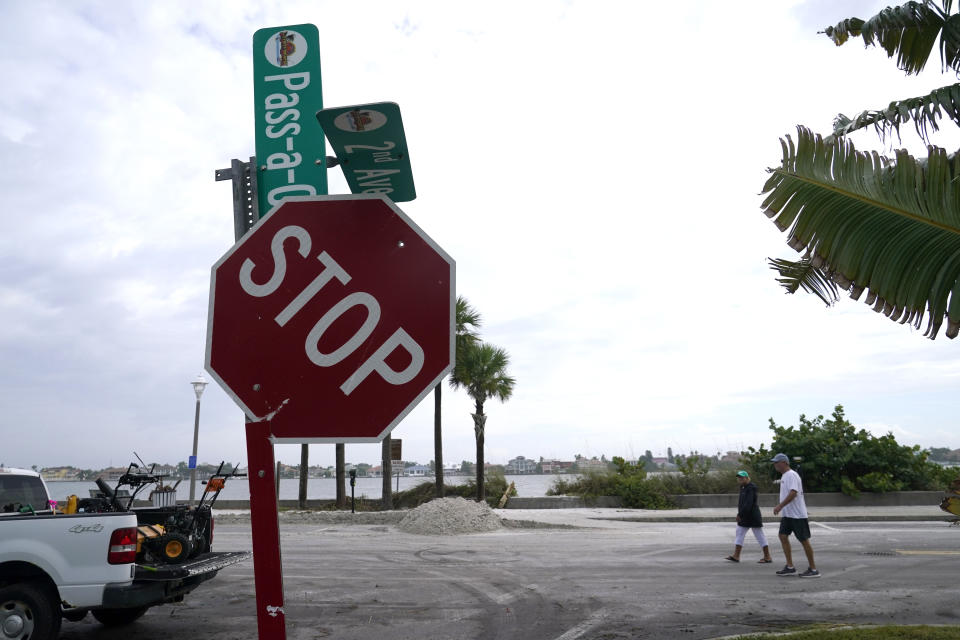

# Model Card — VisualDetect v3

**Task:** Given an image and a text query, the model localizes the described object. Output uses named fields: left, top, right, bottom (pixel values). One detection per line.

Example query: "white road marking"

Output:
left=812, top=522, right=839, bottom=531
left=839, top=563, right=869, bottom=574
left=636, top=547, right=681, bottom=557
left=552, top=608, right=610, bottom=640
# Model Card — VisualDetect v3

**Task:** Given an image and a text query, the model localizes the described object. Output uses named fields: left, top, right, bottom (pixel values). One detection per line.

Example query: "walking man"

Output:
left=771, top=453, right=820, bottom=578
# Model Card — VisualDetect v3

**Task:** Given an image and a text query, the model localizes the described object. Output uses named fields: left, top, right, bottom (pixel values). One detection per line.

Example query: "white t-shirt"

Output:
left=778, top=468, right=808, bottom=519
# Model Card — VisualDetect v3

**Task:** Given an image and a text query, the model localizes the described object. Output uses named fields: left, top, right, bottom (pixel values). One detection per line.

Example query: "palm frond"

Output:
left=449, top=295, right=482, bottom=389
left=454, top=342, right=516, bottom=403
left=767, top=257, right=840, bottom=306
left=822, top=1, right=959, bottom=75
left=761, top=126, right=960, bottom=339
left=828, top=83, right=960, bottom=143
left=455, top=295, right=482, bottom=338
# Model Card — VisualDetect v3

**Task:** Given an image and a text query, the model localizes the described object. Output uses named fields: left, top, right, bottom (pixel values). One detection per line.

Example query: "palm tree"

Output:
left=433, top=296, right=481, bottom=497
left=762, top=0, right=960, bottom=339
left=298, top=443, right=309, bottom=510
left=450, top=341, right=515, bottom=502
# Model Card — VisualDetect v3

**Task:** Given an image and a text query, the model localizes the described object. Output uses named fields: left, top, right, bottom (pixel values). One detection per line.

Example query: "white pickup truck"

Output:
left=0, top=467, right=249, bottom=640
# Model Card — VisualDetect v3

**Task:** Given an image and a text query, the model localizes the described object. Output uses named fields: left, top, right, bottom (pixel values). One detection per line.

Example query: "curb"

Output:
left=591, top=515, right=953, bottom=523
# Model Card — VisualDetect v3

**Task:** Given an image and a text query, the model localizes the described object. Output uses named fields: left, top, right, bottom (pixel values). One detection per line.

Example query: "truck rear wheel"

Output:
left=0, top=581, right=61, bottom=640
left=91, top=606, right=148, bottom=627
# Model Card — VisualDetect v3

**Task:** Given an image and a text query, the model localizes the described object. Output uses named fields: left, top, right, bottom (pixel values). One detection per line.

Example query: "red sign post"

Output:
left=205, top=194, right=454, bottom=638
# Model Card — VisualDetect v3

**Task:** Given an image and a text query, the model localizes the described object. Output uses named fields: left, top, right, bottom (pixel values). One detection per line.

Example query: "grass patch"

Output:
left=733, top=625, right=960, bottom=639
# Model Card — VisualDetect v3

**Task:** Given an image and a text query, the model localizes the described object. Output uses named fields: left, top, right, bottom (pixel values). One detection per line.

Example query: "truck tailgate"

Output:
left=134, top=551, right=251, bottom=581
left=103, top=551, right=251, bottom=609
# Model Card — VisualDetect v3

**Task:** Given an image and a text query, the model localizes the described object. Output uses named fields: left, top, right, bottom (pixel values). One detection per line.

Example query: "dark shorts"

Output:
left=778, top=517, right=811, bottom=542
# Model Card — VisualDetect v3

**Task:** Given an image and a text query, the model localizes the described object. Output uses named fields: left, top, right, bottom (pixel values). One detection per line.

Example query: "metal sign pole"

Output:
left=245, top=421, right=286, bottom=639
left=216, top=156, right=286, bottom=640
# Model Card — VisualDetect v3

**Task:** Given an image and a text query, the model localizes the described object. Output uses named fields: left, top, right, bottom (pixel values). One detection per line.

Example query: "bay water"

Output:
left=44, top=474, right=564, bottom=503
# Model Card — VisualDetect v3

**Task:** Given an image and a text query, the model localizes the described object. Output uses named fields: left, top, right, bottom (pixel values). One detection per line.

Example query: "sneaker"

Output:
left=776, top=565, right=797, bottom=576
left=798, top=568, right=821, bottom=578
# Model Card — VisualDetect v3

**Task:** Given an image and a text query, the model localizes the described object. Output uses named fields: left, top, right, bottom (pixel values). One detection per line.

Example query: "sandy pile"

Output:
left=397, top=497, right=503, bottom=535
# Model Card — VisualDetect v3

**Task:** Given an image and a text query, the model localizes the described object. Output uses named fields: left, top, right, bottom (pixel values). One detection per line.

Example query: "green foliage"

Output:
left=741, top=405, right=954, bottom=494
left=734, top=623, right=960, bottom=639
left=652, top=465, right=744, bottom=495
left=455, top=469, right=516, bottom=507
left=761, top=2, right=960, bottom=340
left=546, top=469, right=616, bottom=500
left=548, top=457, right=676, bottom=509
left=392, top=481, right=448, bottom=509
left=675, top=454, right=713, bottom=480
left=451, top=341, right=516, bottom=406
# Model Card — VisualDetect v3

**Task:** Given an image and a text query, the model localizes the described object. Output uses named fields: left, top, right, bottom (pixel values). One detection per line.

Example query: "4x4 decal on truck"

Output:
left=68, top=523, right=104, bottom=533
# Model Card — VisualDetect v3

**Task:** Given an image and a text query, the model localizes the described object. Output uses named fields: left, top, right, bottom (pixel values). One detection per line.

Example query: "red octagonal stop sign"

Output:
left=205, top=195, right=454, bottom=441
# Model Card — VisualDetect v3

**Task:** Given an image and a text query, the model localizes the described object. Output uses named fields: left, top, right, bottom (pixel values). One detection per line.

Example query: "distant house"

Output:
left=150, top=464, right=179, bottom=478
left=651, top=458, right=678, bottom=471
left=405, top=465, right=431, bottom=477
left=720, top=451, right=741, bottom=464
left=505, top=456, right=537, bottom=474
left=575, top=456, right=608, bottom=472
left=97, top=467, right=130, bottom=481
left=541, top=459, right=575, bottom=474
left=40, top=467, right=81, bottom=481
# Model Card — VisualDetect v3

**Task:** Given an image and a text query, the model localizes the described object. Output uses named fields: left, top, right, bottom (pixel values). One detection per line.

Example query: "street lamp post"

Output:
left=189, top=373, right=208, bottom=503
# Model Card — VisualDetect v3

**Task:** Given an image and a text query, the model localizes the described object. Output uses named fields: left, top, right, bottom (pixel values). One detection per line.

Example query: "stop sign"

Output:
left=204, top=195, right=455, bottom=441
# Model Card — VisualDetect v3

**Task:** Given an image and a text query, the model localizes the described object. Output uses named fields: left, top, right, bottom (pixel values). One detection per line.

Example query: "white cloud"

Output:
left=1, top=0, right=958, bottom=471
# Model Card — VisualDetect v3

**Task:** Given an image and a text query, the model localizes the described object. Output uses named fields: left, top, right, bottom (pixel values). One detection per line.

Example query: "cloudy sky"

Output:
left=2, top=1, right=958, bottom=472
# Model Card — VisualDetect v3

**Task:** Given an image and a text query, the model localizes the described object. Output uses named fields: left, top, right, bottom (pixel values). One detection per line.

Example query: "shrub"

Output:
left=740, top=405, right=953, bottom=495
left=648, top=467, right=746, bottom=495
left=450, top=469, right=516, bottom=507
left=547, top=457, right=677, bottom=509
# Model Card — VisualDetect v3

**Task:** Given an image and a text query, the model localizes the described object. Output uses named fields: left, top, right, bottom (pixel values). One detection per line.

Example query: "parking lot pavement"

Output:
left=55, top=516, right=960, bottom=640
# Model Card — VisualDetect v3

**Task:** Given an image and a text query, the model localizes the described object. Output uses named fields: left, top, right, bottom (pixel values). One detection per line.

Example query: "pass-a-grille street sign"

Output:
left=205, top=195, right=454, bottom=441
left=252, top=24, right=327, bottom=217
left=316, top=102, right=415, bottom=202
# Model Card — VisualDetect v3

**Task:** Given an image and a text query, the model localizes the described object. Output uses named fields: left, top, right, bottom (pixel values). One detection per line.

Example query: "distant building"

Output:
left=650, top=458, right=677, bottom=471
left=575, top=456, right=608, bottom=472
left=505, top=456, right=537, bottom=474
left=39, top=467, right=82, bottom=481
left=150, top=464, right=179, bottom=478
left=405, top=465, right=431, bottom=477
left=541, top=459, right=575, bottom=474
left=97, top=467, right=130, bottom=481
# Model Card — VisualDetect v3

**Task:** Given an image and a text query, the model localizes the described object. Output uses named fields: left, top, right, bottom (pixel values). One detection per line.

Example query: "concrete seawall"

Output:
left=502, top=491, right=945, bottom=509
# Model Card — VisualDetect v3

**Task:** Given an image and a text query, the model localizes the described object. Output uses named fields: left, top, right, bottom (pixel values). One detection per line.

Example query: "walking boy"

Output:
left=725, top=470, right=772, bottom=563
left=771, top=453, right=820, bottom=578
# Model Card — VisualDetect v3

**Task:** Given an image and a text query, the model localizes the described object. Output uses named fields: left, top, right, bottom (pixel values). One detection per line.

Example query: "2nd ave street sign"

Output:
left=316, top=102, right=415, bottom=202
left=205, top=195, right=454, bottom=441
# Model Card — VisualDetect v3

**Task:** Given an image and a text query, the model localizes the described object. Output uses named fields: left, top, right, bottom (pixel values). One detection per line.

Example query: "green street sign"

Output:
left=252, top=24, right=327, bottom=216
left=316, top=102, right=415, bottom=202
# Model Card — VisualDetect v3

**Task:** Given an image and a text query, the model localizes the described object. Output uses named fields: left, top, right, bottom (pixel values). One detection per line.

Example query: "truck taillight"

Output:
left=108, top=527, right=138, bottom=564
left=209, top=517, right=214, bottom=547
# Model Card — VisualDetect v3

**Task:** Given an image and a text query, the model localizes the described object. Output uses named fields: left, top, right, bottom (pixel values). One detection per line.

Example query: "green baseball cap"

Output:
left=736, top=470, right=749, bottom=477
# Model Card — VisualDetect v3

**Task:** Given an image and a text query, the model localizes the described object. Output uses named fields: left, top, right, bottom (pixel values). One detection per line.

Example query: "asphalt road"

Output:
left=57, top=518, right=960, bottom=639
